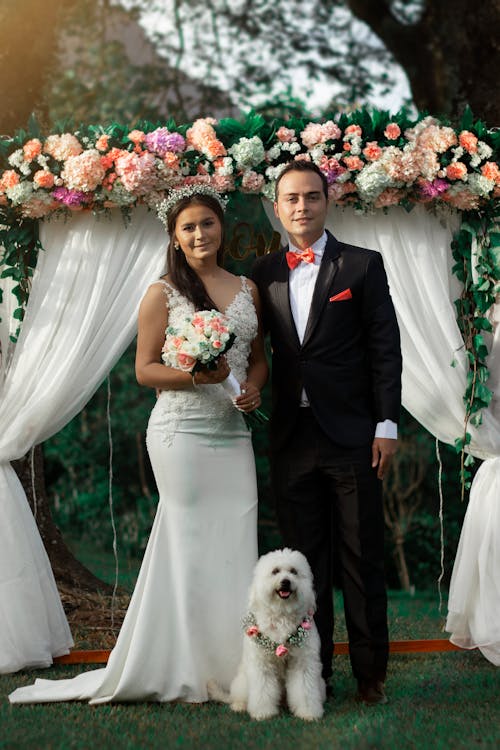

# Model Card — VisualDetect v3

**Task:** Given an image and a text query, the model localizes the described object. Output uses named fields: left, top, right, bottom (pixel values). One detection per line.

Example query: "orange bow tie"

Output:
left=286, top=247, right=315, bottom=270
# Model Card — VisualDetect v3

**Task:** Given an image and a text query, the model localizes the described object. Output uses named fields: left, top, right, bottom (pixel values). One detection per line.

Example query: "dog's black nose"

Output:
left=279, top=578, right=291, bottom=591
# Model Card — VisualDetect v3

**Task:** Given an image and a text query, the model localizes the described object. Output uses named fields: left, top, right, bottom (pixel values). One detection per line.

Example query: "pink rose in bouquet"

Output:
left=161, top=309, right=235, bottom=374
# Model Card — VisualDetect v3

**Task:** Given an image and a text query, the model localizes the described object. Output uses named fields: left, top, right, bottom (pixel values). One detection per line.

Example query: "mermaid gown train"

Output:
left=9, top=277, right=258, bottom=704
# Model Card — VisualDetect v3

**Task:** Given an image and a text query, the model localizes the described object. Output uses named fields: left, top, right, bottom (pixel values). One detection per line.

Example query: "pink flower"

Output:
left=61, top=149, right=106, bottom=192
left=300, top=123, right=324, bottom=149
left=374, top=188, right=405, bottom=208
left=95, top=134, right=110, bottom=152
left=163, top=152, right=180, bottom=170
left=33, top=170, right=55, bottom=189
left=384, top=123, right=401, bottom=140
left=328, top=181, right=357, bottom=202
left=276, top=126, right=295, bottom=143
left=176, top=353, right=197, bottom=371
left=344, top=124, right=362, bottom=137
left=275, top=645, right=289, bottom=658
left=442, top=189, right=480, bottom=210
left=301, top=620, right=312, bottom=630
left=44, top=133, right=83, bottom=161
left=294, top=153, right=311, bottom=162
left=115, top=150, right=159, bottom=195
left=343, top=155, right=364, bottom=171
left=241, top=170, right=264, bottom=193
left=246, top=626, right=259, bottom=637
left=211, top=174, right=234, bottom=192
left=459, top=130, right=478, bottom=153
left=446, top=162, right=468, bottom=181
left=23, top=138, right=42, bottom=161
left=363, top=141, right=382, bottom=161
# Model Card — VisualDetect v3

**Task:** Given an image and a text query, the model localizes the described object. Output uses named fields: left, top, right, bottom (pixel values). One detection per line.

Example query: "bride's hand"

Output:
left=192, top=356, right=230, bottom=385
left=234, top=380, right=261, bottom=412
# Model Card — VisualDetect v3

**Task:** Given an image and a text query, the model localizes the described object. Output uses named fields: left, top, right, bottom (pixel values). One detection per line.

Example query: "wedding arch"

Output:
left=0, top=108, right=499, bottom=674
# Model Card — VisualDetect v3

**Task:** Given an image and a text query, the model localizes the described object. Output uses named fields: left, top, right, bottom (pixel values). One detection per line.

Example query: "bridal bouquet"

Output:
left=162, top=309, right=268, bottom=426
left=162, top=309, right=235, bottom=374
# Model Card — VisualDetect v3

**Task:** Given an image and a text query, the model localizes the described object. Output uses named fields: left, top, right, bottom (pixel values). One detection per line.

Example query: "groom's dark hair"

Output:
left=275, top=160, right=328, bottom=201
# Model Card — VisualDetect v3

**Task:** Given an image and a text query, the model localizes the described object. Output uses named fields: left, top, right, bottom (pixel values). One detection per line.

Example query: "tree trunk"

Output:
left=393, top=532, right=411, bottom=593
left=12, top=445, right=112, bottom=594
left=347, top=0, right=500, bottom=123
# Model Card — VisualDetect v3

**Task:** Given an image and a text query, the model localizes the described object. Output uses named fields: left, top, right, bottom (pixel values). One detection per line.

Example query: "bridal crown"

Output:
left=156, top=184, right=229, bottom=227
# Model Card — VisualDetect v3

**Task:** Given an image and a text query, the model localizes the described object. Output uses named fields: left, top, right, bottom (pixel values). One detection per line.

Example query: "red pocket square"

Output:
left=329, top=288, right=352, bottom=302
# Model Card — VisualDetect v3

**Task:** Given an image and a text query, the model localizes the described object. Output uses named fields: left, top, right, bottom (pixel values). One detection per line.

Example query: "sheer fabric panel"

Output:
left=0, top=207, right=166, bottom=673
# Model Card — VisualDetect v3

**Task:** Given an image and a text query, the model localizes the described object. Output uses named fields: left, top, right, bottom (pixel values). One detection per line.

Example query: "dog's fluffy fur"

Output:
left=208, top=548, right=325, bottom=720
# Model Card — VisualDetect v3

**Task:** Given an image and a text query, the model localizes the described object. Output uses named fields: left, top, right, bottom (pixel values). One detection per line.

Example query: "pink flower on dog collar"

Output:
left=246, top=626, right=259, bottom=637
left=275, top=645, right=289, bottom=657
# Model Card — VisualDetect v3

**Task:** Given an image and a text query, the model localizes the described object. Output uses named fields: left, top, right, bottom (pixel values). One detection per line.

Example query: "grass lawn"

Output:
left=2, top=545, right=499, bottom=749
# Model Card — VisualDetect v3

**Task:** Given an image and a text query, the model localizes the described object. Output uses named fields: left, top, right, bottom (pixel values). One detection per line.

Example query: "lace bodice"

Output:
left=147, top=276, right=258, bottom=445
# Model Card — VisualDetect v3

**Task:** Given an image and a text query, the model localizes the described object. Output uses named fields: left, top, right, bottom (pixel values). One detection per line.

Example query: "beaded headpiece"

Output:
left=156, top=184, right=229, bottom=227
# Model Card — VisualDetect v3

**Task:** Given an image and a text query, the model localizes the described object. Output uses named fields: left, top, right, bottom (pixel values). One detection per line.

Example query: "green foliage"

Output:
left=451, top=207, right=500, bottom=491
left=2, top=645, right=500, bottom=749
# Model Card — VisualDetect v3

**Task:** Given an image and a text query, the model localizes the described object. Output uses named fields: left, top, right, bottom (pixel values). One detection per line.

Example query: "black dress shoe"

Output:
left=356, top=680, right=388, bottom=705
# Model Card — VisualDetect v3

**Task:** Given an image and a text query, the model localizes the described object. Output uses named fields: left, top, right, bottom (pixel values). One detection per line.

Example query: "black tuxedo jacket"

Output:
left=252, top=231, right=402, bottom=450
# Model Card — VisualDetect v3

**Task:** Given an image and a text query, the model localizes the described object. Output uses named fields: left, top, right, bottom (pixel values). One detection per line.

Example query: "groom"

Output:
left=252, top=160, right=402, bottom=705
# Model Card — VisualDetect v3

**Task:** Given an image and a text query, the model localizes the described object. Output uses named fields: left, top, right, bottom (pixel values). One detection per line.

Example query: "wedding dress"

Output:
left=9, top=276, right=259, bottom=704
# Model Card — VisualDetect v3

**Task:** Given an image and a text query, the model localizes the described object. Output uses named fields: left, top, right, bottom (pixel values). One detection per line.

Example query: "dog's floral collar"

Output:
left=242, top=611, right=314, bottom=657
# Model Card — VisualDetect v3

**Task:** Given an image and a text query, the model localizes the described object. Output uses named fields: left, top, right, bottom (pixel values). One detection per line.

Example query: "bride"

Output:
left=9, top=184, right=268, bottom=704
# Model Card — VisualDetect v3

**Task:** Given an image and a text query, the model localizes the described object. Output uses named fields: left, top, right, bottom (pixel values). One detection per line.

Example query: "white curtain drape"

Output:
left=0, top=206, right=166, bottom=673
left=263, top=200, right=500, bottom=664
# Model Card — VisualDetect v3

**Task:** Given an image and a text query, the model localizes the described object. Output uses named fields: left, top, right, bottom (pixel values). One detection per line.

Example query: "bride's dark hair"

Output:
left=166, top=194, right=225, bottom=311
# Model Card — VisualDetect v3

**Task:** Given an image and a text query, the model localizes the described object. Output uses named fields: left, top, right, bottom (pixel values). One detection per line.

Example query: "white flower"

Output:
left=37, top=154, right=50, bottom=169
left=451, top=146, right=464, bottom=161
left=309, top=145, right=325, bottom=164
left=261, top=181, right=276, bottom=201
left=229, top=136, right=265, bottom=169
left=265, top=163, right=287, bottom=180
left=217, top=157, right=234, bottom=176
left=477, top=141, right=493, bottom=160
left=355, top=162, right=393, bottom=202
left=8, top=149, right=24, bottom=168
left=266, top=144, right=282, bottom=161
left=467, top=173, right=495, bottom=196
left=6, top=182, right=34, bottom=205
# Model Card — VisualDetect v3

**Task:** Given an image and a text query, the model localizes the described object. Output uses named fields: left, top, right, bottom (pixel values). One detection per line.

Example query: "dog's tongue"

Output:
left=278, top=590, right=291, bottom=599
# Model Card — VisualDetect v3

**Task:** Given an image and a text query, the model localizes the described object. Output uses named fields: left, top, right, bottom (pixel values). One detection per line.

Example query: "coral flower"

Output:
left=363, top=141, right=383, bottom=161
left=95, top=134, right=110, bottom=152
left=446, top=162, right=468, bottom=181
left=0, top=170, right=20, bottom=191
left=23, top=138, right=42, bottom=161
left=128, top=130, right=145, bottom=145
left=459, top=130, right=478, bottom=153
left=345, top=124, right=362, bottom=137
left=33, top=170, right=55, bottom=189
left=343, top=155, right=364, bottom=171
left=384, top=123, right=401, bottom=140
left=481, top=162, right=500, bottom=184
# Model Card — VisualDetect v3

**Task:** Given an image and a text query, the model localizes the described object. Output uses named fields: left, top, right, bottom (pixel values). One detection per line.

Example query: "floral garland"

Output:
left=0, top=108, right=498, bottom=464
left=242, top=611, right=313, bottom=658
left=0, top=109, right=498, bottom=221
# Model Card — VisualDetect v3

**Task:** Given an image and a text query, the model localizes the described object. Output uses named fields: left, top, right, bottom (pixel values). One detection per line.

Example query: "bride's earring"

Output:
left=174, top=241, right=180, bottom=251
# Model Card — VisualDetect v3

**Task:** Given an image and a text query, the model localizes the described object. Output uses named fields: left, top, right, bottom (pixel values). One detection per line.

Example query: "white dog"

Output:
left=209, top=548, right=326, bottom=720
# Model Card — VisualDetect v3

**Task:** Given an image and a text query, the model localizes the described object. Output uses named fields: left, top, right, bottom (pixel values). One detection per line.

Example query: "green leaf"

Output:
left=13, top=307, right=24, bottom=320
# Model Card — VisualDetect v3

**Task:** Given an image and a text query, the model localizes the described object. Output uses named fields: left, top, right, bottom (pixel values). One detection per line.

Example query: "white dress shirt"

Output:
left=287, top=232, right=397, bottom=439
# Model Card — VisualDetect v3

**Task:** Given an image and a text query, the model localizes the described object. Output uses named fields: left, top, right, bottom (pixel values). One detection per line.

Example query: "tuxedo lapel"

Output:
left=301, top=234, right=341, bottom=347
left=273, top=251, right=301, bottom=347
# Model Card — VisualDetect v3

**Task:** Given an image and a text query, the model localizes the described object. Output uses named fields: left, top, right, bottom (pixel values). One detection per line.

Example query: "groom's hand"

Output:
left=371, top=437, right=398, bottom=480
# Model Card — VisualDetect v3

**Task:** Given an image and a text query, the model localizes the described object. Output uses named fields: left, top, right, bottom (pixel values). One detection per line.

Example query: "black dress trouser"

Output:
left=270, top=408, right=389, bottom=684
